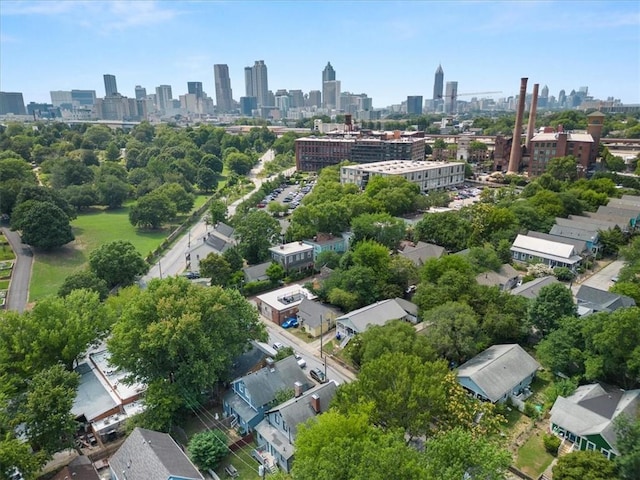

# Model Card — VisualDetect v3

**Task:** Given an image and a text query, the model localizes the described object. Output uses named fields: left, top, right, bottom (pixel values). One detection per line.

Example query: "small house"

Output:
left=296, top=297, right=341, bottom=338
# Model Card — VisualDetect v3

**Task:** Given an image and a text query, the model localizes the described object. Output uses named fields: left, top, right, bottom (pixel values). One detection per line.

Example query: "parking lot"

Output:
left=448, top=184, right=484, bottom=209
left=257, top=178, right=316, bottom=215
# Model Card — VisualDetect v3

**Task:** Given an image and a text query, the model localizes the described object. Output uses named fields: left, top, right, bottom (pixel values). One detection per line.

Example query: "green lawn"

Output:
left=515, top=432, right=554, bottom=477
left=29, top=205, right=168, bottom=301
left=0, top=244, right=15, bottom=261
left=215, top=444, right=271, bottom=480
left=0, top=280, right=9, bottom=290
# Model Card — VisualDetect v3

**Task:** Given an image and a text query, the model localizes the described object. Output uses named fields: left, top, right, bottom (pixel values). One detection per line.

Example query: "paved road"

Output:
left=2, top=227, right=33, bottom=312
left=140, top=149, right=275, bottom=283
left=571, top=259, right=625, bottom=295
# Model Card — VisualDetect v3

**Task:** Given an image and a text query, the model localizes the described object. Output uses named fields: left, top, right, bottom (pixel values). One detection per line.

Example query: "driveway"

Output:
left=2, top=227, right=33, bottom=312
left=571, top=259, right=625, bottom=295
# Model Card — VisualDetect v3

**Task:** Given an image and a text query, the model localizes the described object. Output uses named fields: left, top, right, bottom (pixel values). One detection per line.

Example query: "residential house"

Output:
left=336, top=299, right=413, bottom=338
left=394, top=297, right=420, bottom=323
left=223, top=356, right=311, bottom=434
left=527, top=231, right=591, bottom=258
left=475, top=264, right=520, bottom=291
left=575, top=285, right=636, bottom=316
left=296, top=297, right=341, bottom=338
left=510, top=234, right=582, bottom=271
left=581, top=212, right=633, bottom=232
left=52, top=456, right=100, bottom=480
left=550, top=384, right=640, bottom=459
left=597, top=204, right=640, bottom=228
left=254, top=381, right=338, bottom=473
left=549, top=224, right=600, bottom=255
left=398, top=241, right=446, bottom=266
left=243, top=261, right=271, bottom=283
left=457, top=344, right=540, bottom=403
left=269, top=242, right=314, bottom=273
left=109, top=427, right=204, bottom=480
left=568, top=213, right=630, bottom=233
left=187, top=222, right=237, bottom=272
left=255, top=284, right=317, bottom=325
left=302, top=232, right=350, bottom=261
left=510, top=276, right=559, bottom=300
left=555, top=217, right=620, bottom=235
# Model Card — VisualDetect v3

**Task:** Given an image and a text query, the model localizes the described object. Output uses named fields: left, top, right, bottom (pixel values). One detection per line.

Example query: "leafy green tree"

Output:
left=269, top=387, right=295, bottom=408
left=82, top=125, right=112, bottom=149
left=188, top=429, right=229, bottom=471
left=351, top=213, right=406, bottom=249
left=10, top=200, right=74, bottom=249
left=273, top=346, right=295, bottom=362
left=423, top=428, right=511, bottom=480
left=89, top=240, right=147, bottom=288
left=467, top=244, right=502, bottom=273
left=15, top=185, right=76, bottom=219
left=226, top=152, right=254, bottom=175
left=266, top=262, right=285, bottom=283
left=96, top=174, right=130, bottom=209
left=614, top=413, right=640, bottom=479
left=208, top=199, right=227, bottom=224
left=62, top=184, right=98, bottom=210
left=0, top=434, right=45, bottom=480
left=129, top=191, right=177, bottom=229
left=222, top=246, right=244, bottom=272
left=50, top=158, right=94, bottom=189
left=58, top=270, right=109, bottom=300
left=315, top=250, right=342, bottom=269
left=234, top=210, right=280, bottom=264
left=293, top=410, right=427, bottom=480
left=536, top=316, right=586, bottom=377
left=199, top=254, right=232, bottom=286
left=22, top=365, right=79, bottom=455
left=528, top=283, right=577, bottom=336
left=156, top=182, right=195, bottom=214
left=108, top=278, right=266, bottom=425
left=104, top=141, right=120, bottom=161
left=598, top=226, right=627, bottom=256
left=196, top=166, right=218, bottom=192
left=414, top=211, right=471, bottom=252
left=552, top=451, right=617, bottom=480
left=547, top=156, right=579, bottom=182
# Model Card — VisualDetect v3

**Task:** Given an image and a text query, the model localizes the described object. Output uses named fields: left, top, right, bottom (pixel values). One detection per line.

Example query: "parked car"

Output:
left=281, top=317, right=299, bottom=329
left=182, top=271, right=200, bottom=279
left=310, top=368, right=327, bottom=384
left=272, top=342, right=284, bottom=351
left=296, top=357, right=307, bottom=369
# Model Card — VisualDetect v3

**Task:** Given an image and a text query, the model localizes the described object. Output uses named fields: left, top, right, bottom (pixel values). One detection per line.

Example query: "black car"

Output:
left=310, top=368, right=327, bottom=384
left=182, top=271, right=200, bottom=279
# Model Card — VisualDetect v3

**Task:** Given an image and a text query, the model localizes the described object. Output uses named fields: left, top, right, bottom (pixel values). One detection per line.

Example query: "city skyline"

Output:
left=1, top=1, right=638, bottom=108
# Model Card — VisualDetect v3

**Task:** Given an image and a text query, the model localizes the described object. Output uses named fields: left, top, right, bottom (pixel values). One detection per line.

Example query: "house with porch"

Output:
left=254, top=381, right=338, bottom=473
left=510, top=234, right=583, bottom=272
left=549, top=384, right=640, bottom=460
left=336, top=299, right=414, bottom=339
left=269, top=242, right=314, bottom=273
left=549, top=224, right=601, bottom=255
left=457, top=344, right=540, bottom=403
left=223, top=356, right=311, bottom=435
left=296, top=297, right=342, bottom=338
left=302, top=232, right=351, bottom=261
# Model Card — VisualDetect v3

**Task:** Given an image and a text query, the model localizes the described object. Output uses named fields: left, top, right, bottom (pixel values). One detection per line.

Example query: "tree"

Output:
left=62, top=184, right=98, bottom=210
left=104, top=141, right=120, bottom=161
left=199, top=253, right=232, bottom=286
left=58, top=269, right=109, bottom=300
left=95, top=174, right=130, bottom=209
left=0, top=435, right=45, bottom=480
left=614, top=413, right=640, bottom=479
left=10, top=200, right=74, bottom=249
left=552, top=451, right=617, bottom=480
left=129, top=191, right=177, bottom=229
left=222, top=246, right=244, bottom=272
left=414, top=211, right=471, bottom=253
left=351, top=213, right=406, bottom=250
left=269, top=387, right=295, bottom=408
left=188, top=429, right=229, bottom=472
left=226, top=152, right=254, bottom=175
left=208, top=199, right=227, bottom=224
left=156, top=182, right=195, bottom=214
left=233, top=210, right=280, bottom=264
left=50, top=158, right=94, bottom=189
left=547, top=156, right=579, bottom=182
left=293, top=410, right=426, bottom=480
left=423, top=428, right=511, bottom=480
left=107, top=278, right=266, bottom=426
left=89, top=240, right=147, bottom=288
left=22, top=365, right=79, bottom=455
left=196, top=166, right=218, bottom=192
left=266, top=262, right=285, bottom=283
left=15, top=185, right=76, bottom=220
left=528, top=282, right=577, bottom=336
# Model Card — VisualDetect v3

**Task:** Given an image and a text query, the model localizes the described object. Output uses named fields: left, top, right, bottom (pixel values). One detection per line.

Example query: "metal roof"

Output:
left=510, top=276, right=560, bottom=299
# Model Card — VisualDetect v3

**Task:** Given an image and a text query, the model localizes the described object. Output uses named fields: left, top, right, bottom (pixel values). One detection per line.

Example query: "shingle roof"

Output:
left=336, top=299, right=409, bottom=334
left=568, top=214, right=623, bottom=231
left=555, top=217, right=611, bottom=235
left=597, top=205, right=640, bottom=221
left=550, top=384, right=640, bottom=455
left=581, top=212, right=632, bottom=230
left=475, top=264, right=519, bottom=288
left=457, top=344, right=540, bottom=403
left=550, top=224, right=599, bottom=243
left=398, top=241, right=445, bottom=266
left=214, top=222, right=235, bottom=239
left=575, top=285, right=636, bottom=313
left=243, top=262, right=271, bottom=283
left=237, top=356, right=310, bottom=408
left=510, top=276, right=559, bottom=299
left=52, top=456, right=100, bottom=480
left=297, top=297, right=341, bottom=329
left=110, top=428, right=204, bottom=480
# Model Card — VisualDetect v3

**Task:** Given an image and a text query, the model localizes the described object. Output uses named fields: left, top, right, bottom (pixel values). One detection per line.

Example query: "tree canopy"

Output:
left=89, top=240, right=147, bottom=288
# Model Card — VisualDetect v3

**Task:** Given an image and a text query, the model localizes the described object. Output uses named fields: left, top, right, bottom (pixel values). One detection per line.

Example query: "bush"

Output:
left=242, top=280, right=273, bottom=295
left=543, top=434, right=561, bottom=455
left=524, top=401, right=541, bottom=419
left=188, top=429, right=228, bottom=471
left=553, top=267, right=575, bottom=282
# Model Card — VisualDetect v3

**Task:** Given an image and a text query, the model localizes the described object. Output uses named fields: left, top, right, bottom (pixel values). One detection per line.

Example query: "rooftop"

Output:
left=531, top=132, right=593, bottom=143
left=270, top=241, right=314, bottom=256
left=342, top=160, right=464, bottom=174
left=256, top=284, right=317, bottom=312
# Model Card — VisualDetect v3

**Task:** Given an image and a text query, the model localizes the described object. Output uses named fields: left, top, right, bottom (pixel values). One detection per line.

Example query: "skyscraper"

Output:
left=444, top=81, right=458, bottom=114
left=322, top=62, right=336, bottom=108
left=308, top=90, right=321, bottom=107
left=323, top=81, right=341, bottom=110
left=155, top=85, right=173, bottom=112
left=252, top=60, right=269, bottom=107
left=187, top=81, right=204, bottom=100
left=213, top=65, right=234, bottom=112
left=71, top=90, right=97, bottom=106
left=244, top=67, right=254, bottom=97
left=539, top=85, right=549, bottom=108
left=407, top=96, right=423, bottom=115
left=433, top=64, right=444, bottom=100
left=135, top=85, right=147, bottom=100
left=0, top=92, right=26, bottom=115
left=103, top=74, right=118, bottom=97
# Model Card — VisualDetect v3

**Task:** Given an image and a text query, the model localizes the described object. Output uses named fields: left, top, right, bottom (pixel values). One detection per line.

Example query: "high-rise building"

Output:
left=135, top=85, right=147, bottom=100
left=50, top=90, right=73, bottom=107
left=244, top=67, right=254, bottom=97
left=240, top=97, right=257, bottom=116
left=0, top=92, right=26, bottom=115
left=558, top=89, right=566, bottom=108
left=322, top=62, right=336, bottom=108
left=323, top=80, right=341, bottom=110
left=155, top=85, right=173, bottom=112
left=444, top=81, right=458, bottom=114
left=251, top=60, right=269, bottom=107
left=103, top=74, right=118, bottom=97
left=308, top=90, right=321, bottom=107
left=407, top=96, right=423, bottom=115
left=213, top=65, right=234, bottom=112
left=289, top=90, right=305, bottom=108
left=539, top=85, right=549, bottom=108
left=187, top=82, right=204, bottom=100
left=71, top=90, right=97, bottom=106
left=433, top=64, right=444, bottom=100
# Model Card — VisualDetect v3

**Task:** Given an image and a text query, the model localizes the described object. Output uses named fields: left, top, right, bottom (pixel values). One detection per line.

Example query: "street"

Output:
left=2, top=227, right=33, bottom=312
left=571, top=259, right=625, bottom=295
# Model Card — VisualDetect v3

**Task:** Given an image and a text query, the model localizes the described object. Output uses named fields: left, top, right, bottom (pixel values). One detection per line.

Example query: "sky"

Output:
left=1, top=0, right=639, bottom=108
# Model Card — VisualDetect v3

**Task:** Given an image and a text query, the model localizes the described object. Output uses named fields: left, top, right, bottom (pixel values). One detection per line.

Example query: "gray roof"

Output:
left=398, top=241, right=445, bottom=266
left=550, top=384, right=640, bottom=455
left=581, top=212, right=632, bottom=230
left=243, top=262, right=271, bottom=283
left=336, top=299, right=409, bottom=334
left=110, top=428, right=204, bottom=480
left=475, top=264, right=519, bottom=288
left=72, top=362, right=117, bottom=422
left=510, top=276, right=559, bottom=299
left=52, top=455, right=100, bottom=480
left=598, top=204, right=640, bottom=219
left=527, top=231, right=588, bottom=255
left=555, top=217, right=610, bottom=235
left=550, top=224, right=599, bottom=244
left=237, top=356, right=310, bottom=408
left=569, top=214, right=624, bottom=231
left=393, top=297, right=419, bottom=316
left=575, top=285, right=636, bottom=314
left=609, top=197, right=640, bottom=209
left=457, top=344, right=540, bottom=403
left=214, top=221, right=235, bottom=238
left=297, top=297, right=341, bottom=329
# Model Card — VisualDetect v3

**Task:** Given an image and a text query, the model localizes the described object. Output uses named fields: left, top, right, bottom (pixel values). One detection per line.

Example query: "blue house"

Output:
left=223, top=356, right=310, bottom=434
left=457, top=344, right=540, bottom=403
left=303, top=232, right=351, bottom=261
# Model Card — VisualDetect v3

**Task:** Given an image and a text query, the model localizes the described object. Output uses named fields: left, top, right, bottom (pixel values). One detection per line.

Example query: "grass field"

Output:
left=515, top=431, right=554, bottom=477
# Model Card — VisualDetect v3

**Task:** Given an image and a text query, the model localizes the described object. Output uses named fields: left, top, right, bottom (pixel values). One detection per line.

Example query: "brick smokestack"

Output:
left=526, top=83, right=539, bottom=152
left=507, top=77, right=528, bottom=174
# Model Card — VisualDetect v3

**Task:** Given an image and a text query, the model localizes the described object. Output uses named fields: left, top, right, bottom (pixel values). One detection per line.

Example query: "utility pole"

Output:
left=158, top=259, right=163, bottom=280
left=319, top=314, right=323, bottom=359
